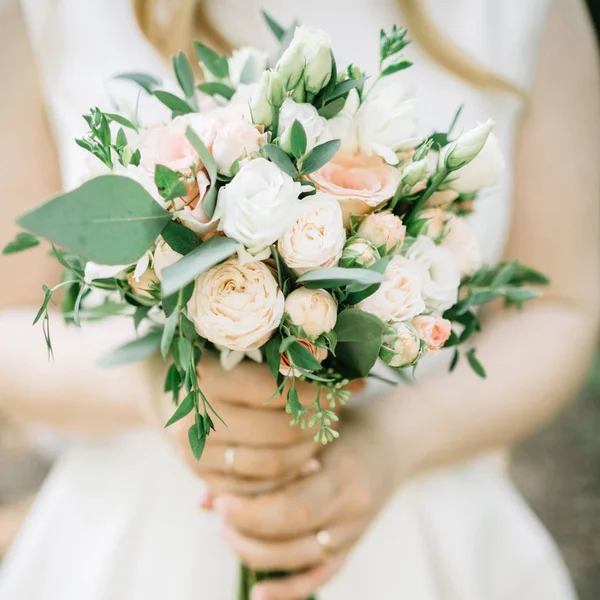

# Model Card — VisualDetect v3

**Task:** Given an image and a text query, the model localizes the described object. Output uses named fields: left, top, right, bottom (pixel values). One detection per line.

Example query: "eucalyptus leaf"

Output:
left=297, top=267, right=386, bottom=289
left=299, top=140, right=341, bottom=175
left=317, top=98, right=346, bottom=119
left=153, top=91, right=194, bottom=115
left=262, top=10, right=286, bottom=41
left=326, top=77, right=367, bottom=102
left=188, top=423, right=206, bottom=460
left=2, top=232, right=39, bottom=255
left=262, top=144, right=298, bottom=178
left=106, top=113, right=138, bottom=132
left=185, top=127, right=218, bottom=217
left=381, top=60, right=413, bottom=77
left=165, top=392, right=195, bottom=427
left=466, top=348, right=486, bottom=378
left=161, top=307, right=180, bottom=359
left=155, top=165, right=188, bottom=201
left=193, top=42, right=229, bottom=79
left=196, top=82, right=236, bottom=100
left=98, top=330, right=162, bottom=366
left=162, top=220, right=201, bottom=255
left=265, top=336, right=283, bottom=380
left=161, top=235, right=239, bottom=297
left=172, top=51, right=196, bottom=98
left=114, top=72, right=160, bottom=94
left=287, top=340, right=323, bottom=371
left=18, top=175, right=171, bottom=265
left=289, top=120, right=307, bottom=159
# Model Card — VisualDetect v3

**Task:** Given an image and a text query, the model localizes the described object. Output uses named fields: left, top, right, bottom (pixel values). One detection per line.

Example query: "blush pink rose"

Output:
left=419, top=208, right=447, bottom=240
left=441, top=215, right=482, bottom=277
left=357, top=211, right=406, bottom=253
left=412, top=315, right=452, bottom=353
left=306, top=151, right=401, bottom=226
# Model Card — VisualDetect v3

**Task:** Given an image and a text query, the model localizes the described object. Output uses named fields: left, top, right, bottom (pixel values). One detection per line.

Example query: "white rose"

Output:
left=357, top=211, right=406, bottom=253
left=406, top=236, right=460, bottom=314
left=211, top=120, right=266, bottom=176
left=284, top=287, right=337, bottom=337
left=357, top=255, right=425, bottom=322
left=276, top=26, right=332, bottom=93
left=228, top=47, right=269, bottom=86
left=339, top=238, right=380, bottom=268
left=153, top=238, right=183, bottom=280
left=187, top=258, right=284, bottom=352
left=446, top=129, right=505, bottom=193
left=353, top=80, right=420, bottom=164
left=214, top=158, right=304, bottom=256
left=279, top=100, right=329, bottom=155
left=277, top=197, right=346, bottom=275
left=379, top=322, right=420, bottom=368
left=441, top=215, right=482, bottom=277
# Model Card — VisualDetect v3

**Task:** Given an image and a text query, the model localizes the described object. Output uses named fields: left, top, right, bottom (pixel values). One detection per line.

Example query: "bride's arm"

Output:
left=0, top=4, right=147, bottom=434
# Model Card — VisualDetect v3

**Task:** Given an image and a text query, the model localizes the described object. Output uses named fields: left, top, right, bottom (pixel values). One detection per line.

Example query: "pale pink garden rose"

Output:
left=412, top=315, right=452, bottom=353
left=379, top=322, right=421, bottom=368
left=153, top=239, right=183, bottom=280
left=277, top=198, right=346, bottom=275
left=284, top=287, right=337, bottom=338
left=306, top=152, right=401, bottom=226
left=419, top=208, right=447, bottom=240
left=187, top=258, right=284, bottom=352
left=279, top=339, right=328, bottom=378
left=211, top=119, right=267, bottom=176
left=357, top=211, right=406, bottom=253
left=441, top=215, right=482, bottom=277
left=357, top=255, right=425, bottom=322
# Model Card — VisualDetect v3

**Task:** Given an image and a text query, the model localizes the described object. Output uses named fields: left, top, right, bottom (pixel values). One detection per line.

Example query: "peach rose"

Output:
left=284, top=287, right=337, bottom=337
left=306, top=152, right=401, bottom=226
left=412, top=315, right=452, bottom=353
left=279, top=339, right=328, bottom=378
left=357, top=211, right=406, bottom=254
left=419, top=208, right=447, bottom=240
left=187, top=258, right=284, bottom=352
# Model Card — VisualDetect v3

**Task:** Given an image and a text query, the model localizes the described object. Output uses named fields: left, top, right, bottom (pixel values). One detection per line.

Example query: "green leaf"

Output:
left=297, top=267, right=386, bottom=289
left=133, top=305, right=150, bottom=330
left=18, top=175, right=171, bottom=265
left=289, top=120, right=307, bottom=159
left=162, top=220, right=201, bottom=255
left=153, top=90, right=194, bottom=115
left=317, top=98, right=346, bottom=119
left=180, top=314, right=198, bottom=341
left=161, top=306, right=180, bottom=359
left=381, top=60, right=413, bottom=77
left=449, top=349, right=460, bottom=372
left=165, top=392, right=195, bottom=427
left=196, top=82, right=236, bottom=100
left=185, top=127, right=218, bottom=217
left=155, top=165, right=188, bottom=201
left=286, top=386, right=305, bottom=420
left=262, top=10, right=286, bottom=41
left=2, top=232, right=39, bottom=255
left=105, top=113, right=138, bottom=132
left=287, top=340, right=323, bottom=371
left=262, top=144, right=298, bottom=178
left=33, top=285, right=53, bottom=325
left=193, top=42, right=229, bottom=79
left=466, top=348, right=486, bottom=378
left=172, top=51, right=196, bottom=98
left=162, top=282, right=194, bottom=317
left=188, top=422, right=207, bottom=460
left=98, top=330, right=162, bottom=366
left=491, top=261, right=518, bottom=288
left=326, top=77, right=367, bottom=102
left=265, top=336, right=283, bottom=380
left=299, top=140, right=341, bottom=175
left=272, top=245, right=297, bottom=295
left=161, top=235, right=239, bottom=297
left=505, top=288, right=542, bottom=303
left=114, top=72, right=160, bottom=94
left=511, top=264, right=550, bottom=286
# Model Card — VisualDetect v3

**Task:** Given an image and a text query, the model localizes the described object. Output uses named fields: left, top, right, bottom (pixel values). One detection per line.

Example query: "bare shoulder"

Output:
left=0, top=0, right=62, bottom=307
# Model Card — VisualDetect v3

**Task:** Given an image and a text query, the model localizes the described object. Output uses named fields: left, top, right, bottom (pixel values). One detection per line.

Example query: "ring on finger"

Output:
left=224, top=445, right=237, bottom=475
left=315, top=529, right=334, bottom=560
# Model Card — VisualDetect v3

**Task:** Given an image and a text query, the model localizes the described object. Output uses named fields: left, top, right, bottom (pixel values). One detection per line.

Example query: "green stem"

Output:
left=406, top=166, right=449, bottom=224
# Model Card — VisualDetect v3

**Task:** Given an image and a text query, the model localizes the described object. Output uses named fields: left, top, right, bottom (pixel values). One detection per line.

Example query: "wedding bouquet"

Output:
left=3, top=13, right=547, bottom=599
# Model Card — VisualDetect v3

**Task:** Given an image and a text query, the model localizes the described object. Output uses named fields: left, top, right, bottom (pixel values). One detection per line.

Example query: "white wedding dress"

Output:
left=0, top=0, right=578, bottom=598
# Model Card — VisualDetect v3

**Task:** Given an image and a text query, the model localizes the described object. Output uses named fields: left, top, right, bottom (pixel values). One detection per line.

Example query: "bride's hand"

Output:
left=170, top=356, right=325, bottom=496
left=214, top=406, right=398, bottom=600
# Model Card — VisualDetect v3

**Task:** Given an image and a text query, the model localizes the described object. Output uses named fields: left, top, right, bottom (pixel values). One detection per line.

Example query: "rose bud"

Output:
left=339, top=238, right=381, bottom=268
left=279, top=339, right=328, bottom=377
left=284, top=287, right=337, bottom=338
left=412, top=315, right=452, bottom=353
left=357, top=211, right=406, bottom=254
left=379, top=322, right=421, bottom=368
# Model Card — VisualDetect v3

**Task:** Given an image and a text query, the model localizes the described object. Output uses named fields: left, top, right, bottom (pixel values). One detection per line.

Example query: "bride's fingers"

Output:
left=220, top=520, right=362, bottom=572
left=249, top=555, right=346, bottom=600
left=201, top=472, right=297, bottom=496
left=193, top=441, right=320, bottom=480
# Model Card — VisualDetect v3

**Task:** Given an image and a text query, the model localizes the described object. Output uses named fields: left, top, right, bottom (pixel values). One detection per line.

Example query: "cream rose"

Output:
left=187, top=258, right=284, bottom=352
left=406, top=236, right=460, bottom=314
left=412, top=315, right=452, bottom=353
left=153, top=238, right=183, bottom=280
left=277, top=198, right=346, bottom=275
left=306, top=152, right=401, bottom=226
left=357, top=255, right=425, bottom=322
left=279, top=339, right=328, bottom=377
left=379, top=322, right=420, bottom=368
left=339, top=238, right=380, bottom=268
left=357, top=211, right=406, bottom=254
left=441, top=216, right=482, bottom=277
left=284, top=287, right=337, bottom=337
left=214, top=158, right=304, bottom=257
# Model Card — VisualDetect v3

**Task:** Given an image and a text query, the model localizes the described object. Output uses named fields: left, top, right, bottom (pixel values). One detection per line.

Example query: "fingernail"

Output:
left=251, top=587, right=269, bottom=600
left=199, top=491, right=214, bottom=511
left=300, top=458, right=321, bottom=476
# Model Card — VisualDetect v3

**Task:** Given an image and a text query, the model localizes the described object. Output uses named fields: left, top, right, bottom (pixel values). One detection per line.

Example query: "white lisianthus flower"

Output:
left=357, top=255, right=425, bottom=322
left=406, top=236, right=460, bottom=314
left=279, top=100, right=329, bottom=155
left=214, top=158, right=304, bottom=257
left=445, top=124, right=505, bottom=193
left=187, top=258, right=284, bottom=352
left=326, top=89, right=361, bottom=149
left=379, top=322, right=421, bottom=368
left=441, top=215, right=482, bottom=277
left=228, top=47, right=269, bottom=86
left=276, top=26, right=332, bottom=93
left=353, top=80, right=420, bottom=164
left=284, top=287, right=337, bottom=337
left=277, top=197, right=346, bottom=275
left=249, top=70, right=285, bottom=127
left=400, top=159, right=428, bottom=189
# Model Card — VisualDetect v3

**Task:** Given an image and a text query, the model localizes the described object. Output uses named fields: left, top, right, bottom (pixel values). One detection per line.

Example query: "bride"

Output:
left=0, top=0, right=598, bottom=598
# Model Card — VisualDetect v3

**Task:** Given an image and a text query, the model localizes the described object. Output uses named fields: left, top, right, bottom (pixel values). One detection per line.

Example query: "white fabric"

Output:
left=0, top=0, right=577, bottom=598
